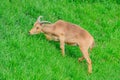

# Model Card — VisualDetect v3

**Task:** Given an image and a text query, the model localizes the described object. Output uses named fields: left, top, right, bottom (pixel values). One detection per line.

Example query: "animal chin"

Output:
left=34, top=32, right=40, bottom=34
left=29, top=32, right=37, bottom=35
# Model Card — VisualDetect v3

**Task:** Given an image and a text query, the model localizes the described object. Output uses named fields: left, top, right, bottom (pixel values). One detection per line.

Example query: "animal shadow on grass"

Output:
left=48, top=40, right=82, bottom=58
left=30, top=34, right=82, bottom=59
left=30, top=33, right=46, bottom=41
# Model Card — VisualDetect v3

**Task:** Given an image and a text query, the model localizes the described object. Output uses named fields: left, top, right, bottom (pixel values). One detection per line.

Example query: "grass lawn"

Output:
left=0, top=0, right=120, bottom=80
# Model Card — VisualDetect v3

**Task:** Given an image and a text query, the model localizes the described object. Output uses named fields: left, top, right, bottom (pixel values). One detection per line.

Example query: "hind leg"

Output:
left=78, top=52, right=91, bottom=62
left=79, top=46, right=92, bottom=73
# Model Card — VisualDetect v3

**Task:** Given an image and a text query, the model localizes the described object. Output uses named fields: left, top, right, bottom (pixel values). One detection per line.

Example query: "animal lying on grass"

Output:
left=29, top=16, right=95, bottom=73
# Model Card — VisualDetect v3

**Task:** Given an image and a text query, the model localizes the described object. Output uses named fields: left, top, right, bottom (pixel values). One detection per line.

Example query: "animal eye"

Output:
left=36, top=27, right=39, bottom=29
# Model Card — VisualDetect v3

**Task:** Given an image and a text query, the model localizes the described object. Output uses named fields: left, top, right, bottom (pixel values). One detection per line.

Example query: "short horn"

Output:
left=37, top=16, right=43, bottom=22
left=40, top=21, right=51, bottom=24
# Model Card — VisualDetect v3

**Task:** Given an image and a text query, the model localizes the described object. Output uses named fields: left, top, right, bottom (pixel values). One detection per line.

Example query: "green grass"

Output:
left=0, top=0, right=120, bottom=80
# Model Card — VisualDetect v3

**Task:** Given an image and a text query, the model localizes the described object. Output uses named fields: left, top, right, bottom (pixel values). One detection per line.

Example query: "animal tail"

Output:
left=90, top=40, right=95, bottom=51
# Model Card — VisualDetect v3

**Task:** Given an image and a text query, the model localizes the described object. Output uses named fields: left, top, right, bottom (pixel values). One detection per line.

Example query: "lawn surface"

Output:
left=0, top=0, right=120, bottom=80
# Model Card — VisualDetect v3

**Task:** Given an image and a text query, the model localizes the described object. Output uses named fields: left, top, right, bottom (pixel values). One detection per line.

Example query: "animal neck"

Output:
left=41, top=24, right=51, bottom=33
left=42, top=24, right=49, bottom=27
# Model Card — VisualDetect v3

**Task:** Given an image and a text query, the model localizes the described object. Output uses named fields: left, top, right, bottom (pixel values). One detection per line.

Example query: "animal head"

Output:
left=29, top=16, right=51, bottom=35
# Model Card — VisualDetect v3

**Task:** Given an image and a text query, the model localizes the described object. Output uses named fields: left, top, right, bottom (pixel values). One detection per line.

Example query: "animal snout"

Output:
left=29, top=31, right=31, bottom=34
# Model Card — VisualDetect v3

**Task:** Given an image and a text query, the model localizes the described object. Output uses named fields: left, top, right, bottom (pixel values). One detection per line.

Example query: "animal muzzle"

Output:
left=29, top=30, right=33, bottom=35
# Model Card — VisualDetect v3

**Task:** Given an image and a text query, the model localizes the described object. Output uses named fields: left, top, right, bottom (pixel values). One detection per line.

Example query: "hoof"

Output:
left=88, top=71, right=92, bottom=74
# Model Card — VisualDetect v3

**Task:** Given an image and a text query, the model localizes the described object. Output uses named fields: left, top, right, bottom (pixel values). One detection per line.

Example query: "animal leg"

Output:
left=59, top=35, right=65, bottom=57
left=78, top=56, right=84, bottom=62
left=45, top=34, right=52, bottom=40
left=79, top=47, right=92, bottom=73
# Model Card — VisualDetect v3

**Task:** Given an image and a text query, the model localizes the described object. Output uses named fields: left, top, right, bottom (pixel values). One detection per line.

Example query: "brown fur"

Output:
left=29, top=19, right=95, bottom=73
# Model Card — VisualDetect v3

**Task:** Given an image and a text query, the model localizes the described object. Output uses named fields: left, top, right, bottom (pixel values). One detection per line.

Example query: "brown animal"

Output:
left=29, top=16, right=95, bottom=73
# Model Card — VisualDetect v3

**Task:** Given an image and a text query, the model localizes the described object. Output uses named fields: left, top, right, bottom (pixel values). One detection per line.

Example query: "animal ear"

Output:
left=39, top=23, right=43, bottom=26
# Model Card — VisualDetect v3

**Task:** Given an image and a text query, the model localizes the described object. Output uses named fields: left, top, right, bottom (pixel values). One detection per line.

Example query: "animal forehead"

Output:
left=34, top=22, right=40, bottom=26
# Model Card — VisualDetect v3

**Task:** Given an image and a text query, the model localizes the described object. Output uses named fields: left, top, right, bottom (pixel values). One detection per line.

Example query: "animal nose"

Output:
left=29, top=31, right=31, bottom=34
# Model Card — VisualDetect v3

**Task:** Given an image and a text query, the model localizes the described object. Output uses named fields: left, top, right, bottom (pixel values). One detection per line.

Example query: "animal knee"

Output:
left=87, top=58, right=92, bottom=65
left=60, top=45, right=64, bottom=49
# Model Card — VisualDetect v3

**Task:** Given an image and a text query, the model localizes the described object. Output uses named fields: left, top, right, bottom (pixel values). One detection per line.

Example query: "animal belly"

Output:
left=66, top=42, right=77, bottom=46
left=65, top=39, right=78, bottom=46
